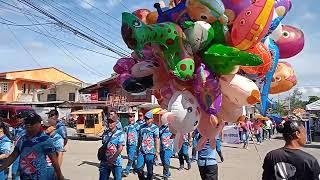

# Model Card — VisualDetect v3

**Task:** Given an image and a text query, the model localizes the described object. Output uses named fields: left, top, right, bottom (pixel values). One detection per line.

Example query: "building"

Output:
left=38, top=81, right=86, bottom=102
left=0, top=67, right=83, bottom=103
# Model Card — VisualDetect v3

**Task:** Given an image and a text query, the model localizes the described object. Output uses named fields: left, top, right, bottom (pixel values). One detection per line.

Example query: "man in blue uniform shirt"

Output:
left=159, top=122, right=173, bottom=180
left=47, top=110, right=68, bottom=146
left=192, top=129, right=200, bottom=162
left=178, top=133, right=192, bottom=170
left=122, top=113, right=139, bottom=177
left=0, top=112, right=64, bottom=180
left=99, top=118, right=125, bottom=180
left=197, top=135, right=218, bottom=180
left=136, top=111, right=160, bottom=180
left=0, top=122, right=12, bottom=180
left=109, top=110, right=123, bottom=131
left=136, top=112, right=145, bottom=129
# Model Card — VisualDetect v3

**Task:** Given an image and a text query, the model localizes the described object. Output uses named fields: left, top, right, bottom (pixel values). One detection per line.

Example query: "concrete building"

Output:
left=0, top=67, right=83, bottom=103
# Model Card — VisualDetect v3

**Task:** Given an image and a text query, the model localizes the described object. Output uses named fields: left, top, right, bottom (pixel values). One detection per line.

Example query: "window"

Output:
left=0, top=82, right=8, bottom=93
left=0, top=110, right=9, bottom=119
left=47, top=94, right=57, bottom=101
left=69, top=93, right=75, bottom=101
left=40, top=85, right=47, bottom=89
left=22, top=83, right=26, bottom=94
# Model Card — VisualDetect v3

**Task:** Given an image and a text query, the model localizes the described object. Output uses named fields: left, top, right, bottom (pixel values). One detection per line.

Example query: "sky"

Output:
left=0, top=0, right=319, bottom=97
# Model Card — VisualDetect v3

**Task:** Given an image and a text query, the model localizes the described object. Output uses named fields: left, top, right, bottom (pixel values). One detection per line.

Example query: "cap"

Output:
left=107, top=118, right=117, bottom=124
left=145, top=111, right=153, bottom=119
left=24, top=112, right=42, bottom=125
left=46, top=110, right=59, bottom=117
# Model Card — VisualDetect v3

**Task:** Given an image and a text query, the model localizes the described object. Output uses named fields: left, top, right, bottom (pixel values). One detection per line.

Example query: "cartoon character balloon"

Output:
left=121, top=12, right=195, bottom=80
left=231, top=0, right=274, bottom=50
left=194, top=64, right=222, bottom=115
left=269, top=62, right=297, bottom=94
left=241, top=42, right=272, bottom=77
left=217, top=95, right=244, bottom=122
left=162, top=91, right=201, bottom=151
left=275, top=25, right=304, bottom=59
left=222, top=0, right=251, bottom=24
left=220, top=74, right=261, bottom=106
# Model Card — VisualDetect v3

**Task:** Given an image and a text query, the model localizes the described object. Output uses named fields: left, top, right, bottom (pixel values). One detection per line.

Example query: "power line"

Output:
left=0, top=16, right=54, bottom=26
left=119, top=1, right=131, bottom=12
left=1, top=17, right=42, bottom=67
left=10, top=0, right=107, bottom=78
left=18, top=0, right=129, bottom=57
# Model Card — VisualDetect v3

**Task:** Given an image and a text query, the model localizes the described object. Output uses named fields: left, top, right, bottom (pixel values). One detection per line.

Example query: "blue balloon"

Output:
left=260, top=38, right=280, bottom=116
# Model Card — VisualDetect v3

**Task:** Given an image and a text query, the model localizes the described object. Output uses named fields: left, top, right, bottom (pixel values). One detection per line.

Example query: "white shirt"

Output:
left=265, top=120, right=273, bottom=129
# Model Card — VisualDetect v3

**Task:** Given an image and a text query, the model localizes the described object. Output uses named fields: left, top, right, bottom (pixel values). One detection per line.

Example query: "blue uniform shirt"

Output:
left=159, top=125, right=173, bottom=151
left=0, top=135, right=12, bottom=164
left=197, top=140, right=217, bottom=167
left=12, top=125, right=26, bottom=142
left=139, top=123, right=159, bottom=154
left=101, top=129, right=125, bottom=167
left=15, top=132, right=57, bottom=179
left=124, top=123, right=139, bottom=146
left=136, top=120, right=145, bottom=130
left=116, top=120, right=123, bottom=131
left=192, top=129, right=200, bottom=148
left=182, top=134, right=189, bottom=144
left=56, top=120, right=67, bottom=140
left=51, top=132, right=64, bottom=152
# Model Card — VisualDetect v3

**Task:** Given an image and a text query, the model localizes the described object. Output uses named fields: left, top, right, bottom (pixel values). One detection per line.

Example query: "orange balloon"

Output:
left=241, top=42, right=272, bottom=77
left=269, top=62, right=297, bottom=94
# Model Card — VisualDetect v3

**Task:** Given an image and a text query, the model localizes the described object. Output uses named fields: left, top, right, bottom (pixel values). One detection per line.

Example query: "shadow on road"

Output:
left=68, top=136, right=101, bottom=141
left=78, top=160, right=100, bottom=168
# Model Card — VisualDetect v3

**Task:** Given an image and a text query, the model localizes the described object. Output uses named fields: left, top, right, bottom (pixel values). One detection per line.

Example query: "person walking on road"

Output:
left=109, top=110, right=123, bottom=131
left=197, top=137, right=219, bottom=180
left=99, top=118, right=125, bottom=180
left=122, top=113, right=139, bottom=177
left=178, top=133, right=192, bottom=170
left=216, top=134, right=224, bottom=162
left=0, top=122, right=13, bottom=179
left=265, top=118, right=273, bottom=140
left=0, top=113, right=64, bottom=180
left=135, top=111, right=160, bottom=180
left=191, top=129, right=200, bottom=162
left=262, top=120, right=320, bottom=180
left=159, top=121, right=173, bottom=180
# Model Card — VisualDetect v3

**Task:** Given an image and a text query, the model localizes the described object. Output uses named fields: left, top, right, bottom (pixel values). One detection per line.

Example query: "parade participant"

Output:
left=216, top=133, right=224, bottom=162
left=122, top=113, right=139, bottom=177
left=136, top=112, right=145, bottom=128
left=265, top=118, right=273, bottom=140
left=178, top=133, right=192, bottom=170
left=253, top=119, right=263, bottom=144
left=135, top=111, right=160, bottom=180
left=191, top=129, right=200, bottom=162
left=11, top=112, right=26, bottom=180
left=99, top=118, right=124, bottom=180
left=47, top=110, right=68, bottom=146
left=197, top=136, right=218, bottom=180
left=0, top=122, right=12, bottom=179
left=109, top=110, right=123, bottom=130
left=263, top=120, right=320, bottom=180
left=159, top=121, right=173, bottom=180
left=0, top=112, right=64, bottom=180
left=242, top=117, right=253, bottom=149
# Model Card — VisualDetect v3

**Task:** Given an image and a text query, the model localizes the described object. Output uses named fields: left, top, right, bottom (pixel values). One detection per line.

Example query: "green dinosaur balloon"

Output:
left=203, top=44, right=263, bottom=75
left=121, top=12, right=194, bottom=80
left=210, top=21, right=228, bottom=44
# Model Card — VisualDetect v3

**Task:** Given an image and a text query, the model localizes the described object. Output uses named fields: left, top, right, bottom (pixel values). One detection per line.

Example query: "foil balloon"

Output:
left=260, top=38, right=279, bottom=116
left=203, top=44, right=263, bottom=75
left=194, top=63, right=222, bottom=115
left=231, top=0, right=274, bottom=50
left=220, top=74, right=261, bottom=106
left=154, top=0, right=190, bottom=26
left=113, top=57, right=136, bottom=74
left=269, top=62, right=297, bottom=94
left=217, top=95, right=244, bottom=122
left=241, top=42, right=272, bottom=77
left=274, top=0, right=292, bottom=17
left=222, top=0, right=251, bottom=24
left=162, top=91, right=201, bottom=152
left=183, top=21, right=215, bottom=53
left=196, top=112, right=224, bottom=151
left=275, top=25, right=304, bottom=59
left=121, top=12, right=194, bottom=80
left=133, top=9, right=151, bottom=24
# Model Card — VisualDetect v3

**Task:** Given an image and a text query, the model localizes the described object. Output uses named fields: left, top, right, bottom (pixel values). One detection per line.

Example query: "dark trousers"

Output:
left=178, top=143, right=190, bottom=166
left=198, top=164, right=218, bottom=180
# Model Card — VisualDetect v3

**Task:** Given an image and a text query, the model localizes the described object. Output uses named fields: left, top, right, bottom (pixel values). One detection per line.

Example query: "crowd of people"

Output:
left=238, top=116, right=277, bottom=149
left=0, top=110, right=67, bottom=180
left=0, top=109, right=319, bottom=180
left=99, top=110, right=224, bottom=180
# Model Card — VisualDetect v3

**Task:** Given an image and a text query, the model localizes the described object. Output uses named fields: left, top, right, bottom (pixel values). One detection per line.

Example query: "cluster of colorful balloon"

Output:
left=113, top=0, right=304, bottom=150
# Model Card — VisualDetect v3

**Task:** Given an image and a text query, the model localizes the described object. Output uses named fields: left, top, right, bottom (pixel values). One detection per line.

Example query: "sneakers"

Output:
left=178, top=165, right=184, bottom=171
left=122, top=171, right=129, bottom=177
left=187, top=163, right=191, bottom=170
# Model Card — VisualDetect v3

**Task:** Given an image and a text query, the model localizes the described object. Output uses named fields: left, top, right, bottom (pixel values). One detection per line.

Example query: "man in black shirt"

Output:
left=263, top=120, right=320, bottom=180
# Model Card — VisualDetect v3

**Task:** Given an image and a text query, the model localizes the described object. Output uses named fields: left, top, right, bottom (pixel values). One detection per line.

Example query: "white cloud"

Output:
left=106, top=0, right=123, bottom=8
left=300, top=12, right=317, bottom=21
left=79, top=0, right=95, bottom=9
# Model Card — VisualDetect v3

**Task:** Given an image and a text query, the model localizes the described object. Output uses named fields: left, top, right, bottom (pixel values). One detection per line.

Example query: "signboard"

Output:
left=223, top=125, right=240, bottom=144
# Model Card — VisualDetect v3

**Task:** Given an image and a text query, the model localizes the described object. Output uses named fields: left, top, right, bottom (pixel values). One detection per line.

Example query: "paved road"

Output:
left=63, top=129, right=320, bottom=180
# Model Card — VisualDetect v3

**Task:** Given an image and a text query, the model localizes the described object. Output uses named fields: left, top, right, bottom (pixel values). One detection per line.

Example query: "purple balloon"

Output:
left=222, top=0, right=251, bottom=15
left=193, top=64, right=222, bottom=115
left=274, top=0, right=292, bottom=14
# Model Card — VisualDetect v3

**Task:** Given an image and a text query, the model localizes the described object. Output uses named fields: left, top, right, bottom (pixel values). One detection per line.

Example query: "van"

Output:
left=0, top=105, right=35, bottom=127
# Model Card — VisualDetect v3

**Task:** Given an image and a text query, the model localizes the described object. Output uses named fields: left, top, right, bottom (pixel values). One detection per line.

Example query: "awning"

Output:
left=306, top=100, right=320, bottom=111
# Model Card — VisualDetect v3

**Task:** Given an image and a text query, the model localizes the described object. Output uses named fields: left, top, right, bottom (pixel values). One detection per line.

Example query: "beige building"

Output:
left=38, top=81, right=86, bottom=102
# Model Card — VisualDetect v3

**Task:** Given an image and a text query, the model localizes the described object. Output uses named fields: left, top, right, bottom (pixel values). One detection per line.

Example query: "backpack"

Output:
left=97, top=131, right=114, bottom=161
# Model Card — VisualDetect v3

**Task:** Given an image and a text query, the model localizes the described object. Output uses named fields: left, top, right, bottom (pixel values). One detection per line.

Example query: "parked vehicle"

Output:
left=0, top=105, right=35, bottom=127
left=71, top=109, right=105, bottom=138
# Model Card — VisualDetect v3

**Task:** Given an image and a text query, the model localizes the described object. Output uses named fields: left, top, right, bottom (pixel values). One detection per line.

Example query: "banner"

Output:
left=223, top=125, right=240, bottom=144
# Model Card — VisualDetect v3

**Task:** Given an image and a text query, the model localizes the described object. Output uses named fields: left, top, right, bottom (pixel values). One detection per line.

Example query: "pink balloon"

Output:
left=113, top=58, right=136, bottom=74
left=275, top=25, right=304, bottom=59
